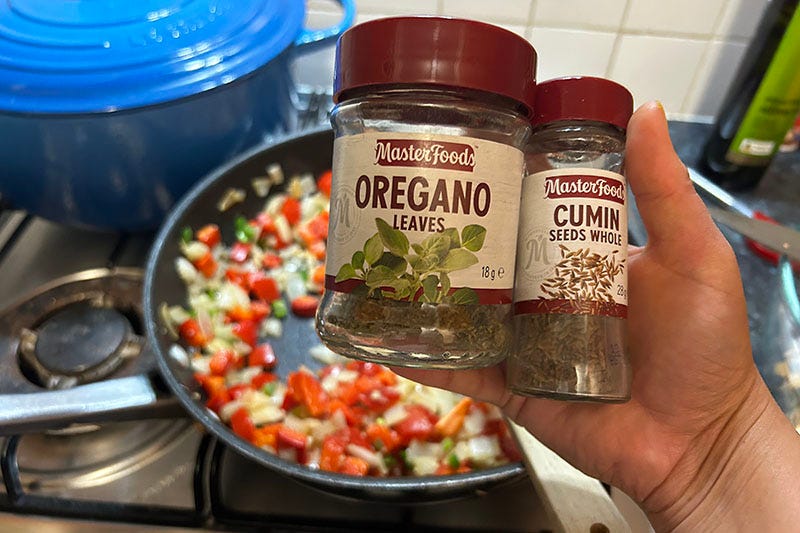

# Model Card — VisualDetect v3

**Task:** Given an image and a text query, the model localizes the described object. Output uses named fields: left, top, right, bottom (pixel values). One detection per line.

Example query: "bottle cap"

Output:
left=531, top=77, right=633, bottom=130
left=333, top=16, right=537, bottom=116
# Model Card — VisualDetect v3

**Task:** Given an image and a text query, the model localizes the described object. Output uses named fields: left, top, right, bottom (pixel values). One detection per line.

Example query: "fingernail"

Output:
left=654, top=100, right=666, bottom=115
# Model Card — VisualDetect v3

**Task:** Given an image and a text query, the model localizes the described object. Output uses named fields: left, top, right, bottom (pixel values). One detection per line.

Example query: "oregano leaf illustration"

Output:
left=365, top=265, right=397, bottom=288
left=422, top=275, right=439, bottom=302
left=375, top=252, right=408, bottom=277
left=440, top=248, right=478, bottom=273
left=364, top=233, right=383, bottom=266
left=351, top=250, right=365, bottom=270
left=440, top=272, right=451, bottom=296
left=376, top=218, right=409, bottom=257
left=450, top=287, right=479, bottom=305
left=442, top=227, right=461, bottom=249
left=461, top=225, right=487, bottom=252
left=335, top=263, right=357, bottom=282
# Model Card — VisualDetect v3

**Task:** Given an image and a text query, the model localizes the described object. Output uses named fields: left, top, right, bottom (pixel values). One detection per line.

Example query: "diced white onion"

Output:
left=216, top=282, right=251, bottom=311
left=191, top=355, right=211, bottom=374
left=175, top=257, right=199, bottom=284
left=275, top=214, right=292, bottom=245
left=227, top=367, right=262, bottom=386
left=261, top=318, right=283, bottom=338
left=169, top=344, right=190, bottom=367
left=250, top=404, right=285, bottom=426
left=266, top=163, right=284, bottom=185
left=159, top=303, right=178, bottom=338
left=285, top=273, right=306, bottom=303
left=217, top=188, right=246, bottom=211
left=467, top=435, right=502, bottom=465
left=347, top=444, right=386, bottom=474
left=180, top=240, right=210, bottom=262
left=461, top=409, right=486, bottom=438
left=196, top=308, right=214, bottom=341
left=219, top=400, right=244, bottom=422
left=383, top=404, right=407, bottom=427
left=251, top=177, right=271, bottom=198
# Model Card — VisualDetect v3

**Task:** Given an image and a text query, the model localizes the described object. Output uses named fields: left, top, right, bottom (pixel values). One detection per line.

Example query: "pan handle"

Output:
left=0, top=375, right=186, bottom=435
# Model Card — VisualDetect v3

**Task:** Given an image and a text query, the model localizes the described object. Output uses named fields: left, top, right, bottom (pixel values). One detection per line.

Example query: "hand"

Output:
left=395, top=102, right=800, bottom=531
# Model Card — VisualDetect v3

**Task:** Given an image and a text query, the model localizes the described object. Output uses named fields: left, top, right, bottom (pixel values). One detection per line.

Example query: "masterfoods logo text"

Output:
left=543, top=175, right=625, bottom=205
left=374, top=139, right=476, bottom=172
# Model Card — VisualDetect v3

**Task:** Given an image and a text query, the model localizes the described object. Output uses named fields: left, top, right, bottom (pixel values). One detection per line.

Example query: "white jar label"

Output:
left=514, top=168, right=628, bottom=318
left=326, top=132, right=523, bottom=305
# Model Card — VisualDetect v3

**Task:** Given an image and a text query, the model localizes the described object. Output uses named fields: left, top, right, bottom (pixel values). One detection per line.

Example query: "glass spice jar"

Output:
left=508, top=77, right=634, bottom=401
left=315, top=16, right=537, bottom=369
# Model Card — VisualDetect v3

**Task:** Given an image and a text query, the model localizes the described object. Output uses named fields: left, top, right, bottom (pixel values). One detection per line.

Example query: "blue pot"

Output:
left=0, top=0, right=354, bottom=232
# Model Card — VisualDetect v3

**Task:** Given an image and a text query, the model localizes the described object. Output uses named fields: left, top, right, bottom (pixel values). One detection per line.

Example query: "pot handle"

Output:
left=294, top=0, right=356, bottom=47
left=0, top=375, right=186, bottom=435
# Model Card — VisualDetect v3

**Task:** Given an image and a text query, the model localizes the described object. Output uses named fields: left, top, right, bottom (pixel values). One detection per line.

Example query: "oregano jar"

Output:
left=508, top=76, right=634, bottom=401
left=315, top=16, right=537, bottom=368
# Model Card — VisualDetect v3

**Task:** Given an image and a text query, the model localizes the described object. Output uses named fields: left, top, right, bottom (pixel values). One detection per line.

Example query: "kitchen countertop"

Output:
left=632, top=121, right=800, bottom=422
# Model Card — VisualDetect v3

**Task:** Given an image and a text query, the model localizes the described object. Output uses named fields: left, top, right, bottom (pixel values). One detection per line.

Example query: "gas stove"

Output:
left=0, top=142, right=553, bottom=533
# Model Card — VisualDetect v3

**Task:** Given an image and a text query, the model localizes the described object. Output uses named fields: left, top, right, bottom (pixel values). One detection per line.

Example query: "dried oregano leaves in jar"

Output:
left=508, top=77, right=634, bottom=402
left=315, top=17, right=537, bottom=369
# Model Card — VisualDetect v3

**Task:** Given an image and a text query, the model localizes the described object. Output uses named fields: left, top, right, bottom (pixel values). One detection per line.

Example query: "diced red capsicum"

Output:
left=249, top=343, right=277, bottom=369
left=281, top=197, right=302, bottom=226
left=320, top=434, right=346, bottom=472
left=231, top=319, right=258, bottom=347
left=248, top=272, right=281, bottom=302
left=316, top=170, right=332, bottom=197
left=230, top=408, right=256, bottom=442
left=276, top=425, right=307, bottom=463
left=179, top=318, right=207, bottom=347
left=290, top=295, right=319, bottom=318
left=262, top=252, right=282, bottom=269
left=196, top=224, right=221, bottom=248
left=339, top=456, right=369, bottom=476
left=229, top=242, right=251, bottom=263
left=285, top=371, right=328, bottom=417
left=394, top=405, right=438, bottom=445
left=251, top=371, right=277, bottom=389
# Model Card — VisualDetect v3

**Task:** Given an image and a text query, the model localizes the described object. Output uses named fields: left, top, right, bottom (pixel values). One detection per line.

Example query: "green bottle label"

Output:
left=727, top=6, right=800, bottom=167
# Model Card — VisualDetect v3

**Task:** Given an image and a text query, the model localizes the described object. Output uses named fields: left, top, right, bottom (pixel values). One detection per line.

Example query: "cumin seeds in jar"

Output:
left=315, top=17, right=537, bottom=369
left=508, top=77, right=634, bottom=401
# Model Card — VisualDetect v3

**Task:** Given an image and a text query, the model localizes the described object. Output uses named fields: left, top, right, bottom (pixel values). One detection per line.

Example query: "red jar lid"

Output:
left=333, top=16, right=537, bottom=116
left=531, top=77, right=633, bottom=130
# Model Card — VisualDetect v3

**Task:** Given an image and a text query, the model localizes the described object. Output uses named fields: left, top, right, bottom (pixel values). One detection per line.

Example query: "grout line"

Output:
left=527, top=0, right=538, bottom=26
left=604, top=0, right=633, bottom=79
left=437, top=0, right=444, bottom=15
left=678, top=0, right=732, bottom=114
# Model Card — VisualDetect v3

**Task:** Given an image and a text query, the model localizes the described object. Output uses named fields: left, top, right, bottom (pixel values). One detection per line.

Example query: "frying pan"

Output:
left=142, top=126, right=526, bottom=501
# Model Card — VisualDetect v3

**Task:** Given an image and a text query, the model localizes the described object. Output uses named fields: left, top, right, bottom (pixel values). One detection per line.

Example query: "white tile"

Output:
left=440, top=0, right=532, bottom=24
left=534, top=0, right=628, bottom=31
left=608, top=34, right=707, bottom=111
left=498, top=24, right=528, bottom=38
left=683, top=40, right=747, bottom=117
left=355, top=0, right=438, bottom=15
left=527, top=28, right=617, bottom=81
left=715, top=0, right=770, bottom=39
left=624, top=0, right=727, bottom=36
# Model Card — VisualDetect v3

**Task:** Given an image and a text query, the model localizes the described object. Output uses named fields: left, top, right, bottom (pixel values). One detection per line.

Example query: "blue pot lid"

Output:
left=0, top=0, right=305, bottom=113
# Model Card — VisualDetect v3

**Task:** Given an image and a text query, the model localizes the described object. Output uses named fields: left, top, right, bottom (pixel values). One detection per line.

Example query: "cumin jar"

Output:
left=508, top=77, right=634, bottom=401
left=315, top=16, right=537, bottom=368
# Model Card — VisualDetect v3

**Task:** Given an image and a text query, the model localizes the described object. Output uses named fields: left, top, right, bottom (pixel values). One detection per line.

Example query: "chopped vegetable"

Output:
left=167, top=167, right=519, bottom=477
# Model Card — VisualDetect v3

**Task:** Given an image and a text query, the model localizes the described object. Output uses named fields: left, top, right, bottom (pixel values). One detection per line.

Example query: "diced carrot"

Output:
left=366, top=423, right=401, bottom=453
left=311, top=265, right=326, bottom=286
left=193, top=251, right=217, bottom=278
left=339, top=456, right=369, bottom=476
left=434, top=398, right=473, bottom=437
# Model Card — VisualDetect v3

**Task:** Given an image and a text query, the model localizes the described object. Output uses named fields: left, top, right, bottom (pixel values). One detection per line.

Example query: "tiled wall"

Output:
left=307, top=0, right=771, bottom=122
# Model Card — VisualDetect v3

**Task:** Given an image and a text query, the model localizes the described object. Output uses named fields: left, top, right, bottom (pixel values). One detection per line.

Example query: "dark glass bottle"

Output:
left=700, top=0, right=800, bottom=190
